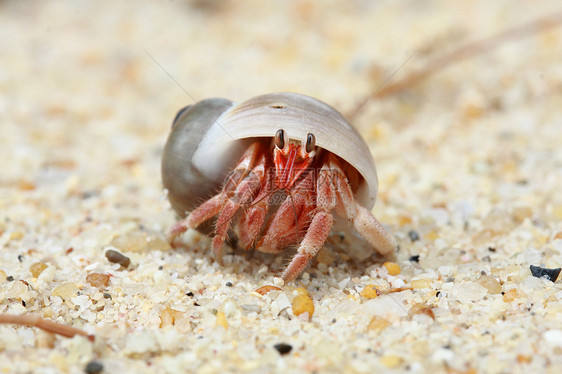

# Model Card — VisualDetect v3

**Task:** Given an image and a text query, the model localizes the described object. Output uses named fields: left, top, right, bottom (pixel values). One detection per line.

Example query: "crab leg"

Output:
left=282, top=163, right=337, bottom=282
left=257, top=171, right=315, bottom=253
left=167, top=142, right=263, bottom=243
left=282, top=155, right=396, bottom=282
left=236, top=174, right=272, bottom=250
left=328, top=155, right=396, bottom=255
left=350, top=204, right=396, bottom=255
left=168, top=194, right=226, bottom=241
left=211, top=145, right=268, bottom=263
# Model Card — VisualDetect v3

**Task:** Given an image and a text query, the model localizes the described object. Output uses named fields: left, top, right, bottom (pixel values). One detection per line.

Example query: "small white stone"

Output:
left=451, top=282, right=488, bottom=303
left=156, top=329, right=182, bottom=352
left=544, top=329, right=562, bottom=347
left=124, top=330, right=157, bottom=354
left=71, top=295, right=91, bottom=313
left=422, top=208, right=449, bottom=226
left=338, top=277, right=350, bottom=288
left=6, top=281, right=29, bottom=302
left=522, top=275, right=543, bottom=289
left=363, top=295, right=408, bottom=318
left=431, top=348, right=455, bottom=364
left=437, top=266, right=455, bottom=276
left=152, top=270, right=168, bottom=284
left=222, top=299, right=240, bottom=317
left=391, top=278, right=407, bottom=288
left=271, top=293, right=291, bottom=316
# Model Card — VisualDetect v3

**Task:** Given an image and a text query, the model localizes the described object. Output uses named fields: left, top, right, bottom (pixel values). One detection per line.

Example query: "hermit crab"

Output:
left=162, top=93, right=396, bottom=282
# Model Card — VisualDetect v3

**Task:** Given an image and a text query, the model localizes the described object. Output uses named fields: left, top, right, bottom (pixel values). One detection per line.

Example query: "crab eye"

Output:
left=305, top=133, right=316, bottom=153
left=275, top=129, right=285, bottom=149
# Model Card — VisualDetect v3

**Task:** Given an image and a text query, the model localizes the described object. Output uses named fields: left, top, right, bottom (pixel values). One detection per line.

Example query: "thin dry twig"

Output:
left=348, top=11, right=562, bottom=119
left=0, top=314, right=94, bottom=342
left=386, top=287, right=413, bottom=294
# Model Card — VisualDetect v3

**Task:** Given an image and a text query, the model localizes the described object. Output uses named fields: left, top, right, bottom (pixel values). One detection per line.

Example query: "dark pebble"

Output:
left=274, top=343, right=293, bottom=355
left=529, top=265, right=561, bottom=282
left=84, top=361, right=103, bottom=374
left=186, top=291, right=194, bottom=297
left=105, top=249, right=130, bottom=268
left=408, top=230, right=420, bottom=242
left=103, top=292, right=112, bottom=299
left=17, top=255, right=24, bottom=262
left=6, top=276, right=14, bottom=282
left=409, top=255, right=420, bottom=263
left=488, top=247, right=496, bottom=252
left=226, top=282, right=233, bottom=287
left=81, top=191, right=97, bottom=199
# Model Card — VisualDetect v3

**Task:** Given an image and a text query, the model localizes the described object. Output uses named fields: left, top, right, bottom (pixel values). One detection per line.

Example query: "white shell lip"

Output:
left=192, top=92, right=379, bottom=209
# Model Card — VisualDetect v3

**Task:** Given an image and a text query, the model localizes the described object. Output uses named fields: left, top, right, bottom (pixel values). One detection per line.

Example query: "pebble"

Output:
left=6, top=280, right=29, bottom=301
left=478, top=275, right=502, bottom=294
left=254, top=285, right=282, bottom=295
left=241, top=304, right=261, bottom=314
left=160, top=307, right=178, bottom=328
left=222, top=299, right=241, bottom=317
left=367, top=316, right=390, bottom=332
left=452, top=282, right=487, bottom=303
left=35, top=331, right=56, bottom=349
left=105, top=249, right=131, bottom=268
left=110, top=231, right=148, bottom=253
left=29, top=262, right=48, bottom=278
left=271, top=293, right=291, bottom=316
left=274, top=343, right=292, bottom=355
left=408, top=230, right=420, bottom=242
left=529, top=265, right=561, bottom=282
left=380, top=355, right=403, bottom=368
left=408, top=303, right=435, bottom=320
left=543, top=329, right=562, bottom=348
left=383, top=262, right=401, bottom=276
left=292, top=288, right=314, bottom=318
left=216, top=311, right=228, bottom=329
left=411, top=278, right=432, bottom=289
left=86, top=273, right=110, bottom=288
left=51, top=282, right=79, bottom=300
left=503, top=288, right=518, bottom=302
left=84, top=361, right=103, bottom=374
left=360, top=285, right=379, bottom=299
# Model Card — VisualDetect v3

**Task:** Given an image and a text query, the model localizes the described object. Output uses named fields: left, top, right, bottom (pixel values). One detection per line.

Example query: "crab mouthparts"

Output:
left=275, top=144, right=312, bottom=189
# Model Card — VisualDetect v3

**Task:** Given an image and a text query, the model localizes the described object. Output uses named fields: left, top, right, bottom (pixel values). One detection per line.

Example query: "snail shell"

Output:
left=162, top=92, right=379, bottom=218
